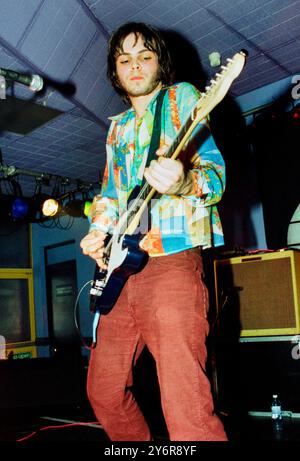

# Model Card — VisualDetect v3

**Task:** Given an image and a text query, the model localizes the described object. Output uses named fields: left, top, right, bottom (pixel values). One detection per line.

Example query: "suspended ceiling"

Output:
left=0, top=0, right=299, bottom=196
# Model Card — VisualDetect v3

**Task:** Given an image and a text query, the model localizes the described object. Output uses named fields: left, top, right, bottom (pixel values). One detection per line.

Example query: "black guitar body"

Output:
left=89, top=234, right=148, bottom=314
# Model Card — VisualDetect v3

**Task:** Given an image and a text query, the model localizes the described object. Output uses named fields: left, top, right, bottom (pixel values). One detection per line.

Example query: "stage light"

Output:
left=83, top=200, right=92, bottom=217
left=64, top=198, right=91, bottom=218
left=27, top=193, right=51, bottom=222
left=42, top=198, right=61, bottom=217
left=11, top=197, right=29, bottom=219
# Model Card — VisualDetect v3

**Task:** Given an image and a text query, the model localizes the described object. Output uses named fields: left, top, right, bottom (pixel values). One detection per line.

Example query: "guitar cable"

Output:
left=73, top=280, right=100, bottom=350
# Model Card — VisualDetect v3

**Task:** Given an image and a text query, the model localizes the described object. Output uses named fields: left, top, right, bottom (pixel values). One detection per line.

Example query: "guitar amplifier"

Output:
left=213, top=250, right=300, bottom=337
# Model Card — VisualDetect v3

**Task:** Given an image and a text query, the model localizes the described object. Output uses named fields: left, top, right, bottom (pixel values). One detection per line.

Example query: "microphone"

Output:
left=0, top=67, right=43, bottom=92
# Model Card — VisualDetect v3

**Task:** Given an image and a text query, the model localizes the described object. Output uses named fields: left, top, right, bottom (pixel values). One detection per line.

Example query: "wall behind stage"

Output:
left=31, top=216, right=94, bottom=356
left=235, top=74, right=299, bottom=250
left=211, top=73, right=298, bottom=252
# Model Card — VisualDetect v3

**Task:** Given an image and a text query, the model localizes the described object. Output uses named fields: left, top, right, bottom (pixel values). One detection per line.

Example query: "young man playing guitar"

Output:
left=80, top=22, right=228, bottom=441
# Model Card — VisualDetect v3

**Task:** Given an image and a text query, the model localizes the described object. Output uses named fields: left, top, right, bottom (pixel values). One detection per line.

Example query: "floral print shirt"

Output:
left=89, top=82, right=225, bottom=256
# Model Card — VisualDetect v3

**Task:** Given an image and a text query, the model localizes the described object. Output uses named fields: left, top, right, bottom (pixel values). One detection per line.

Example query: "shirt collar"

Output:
left=108, top=87, right=166, bottom=122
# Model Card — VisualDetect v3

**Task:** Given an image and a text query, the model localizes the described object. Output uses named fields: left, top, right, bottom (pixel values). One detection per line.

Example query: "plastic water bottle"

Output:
left=271, top=394, right=282, bottom=420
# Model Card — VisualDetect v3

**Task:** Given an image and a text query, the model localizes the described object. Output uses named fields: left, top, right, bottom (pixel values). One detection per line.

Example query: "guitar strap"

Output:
left=142, top=86, right=167, bottom=184
left=135, top=87, right=167, bottom=232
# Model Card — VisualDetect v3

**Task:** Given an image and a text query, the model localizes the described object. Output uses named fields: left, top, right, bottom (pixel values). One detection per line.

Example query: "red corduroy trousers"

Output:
left=87, top=249, right=227, bottom=441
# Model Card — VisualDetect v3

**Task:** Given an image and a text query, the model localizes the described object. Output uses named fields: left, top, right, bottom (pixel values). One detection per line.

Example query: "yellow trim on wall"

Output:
left=5, top=345, right=37, bottom=359
left=0, top=268, right=36, bottom=344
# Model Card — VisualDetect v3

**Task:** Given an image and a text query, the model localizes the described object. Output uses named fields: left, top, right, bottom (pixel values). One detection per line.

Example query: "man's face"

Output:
left=115, top=33, right=161, bottom=98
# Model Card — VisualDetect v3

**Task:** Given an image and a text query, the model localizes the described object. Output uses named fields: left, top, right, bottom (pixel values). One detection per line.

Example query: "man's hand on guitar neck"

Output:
left=144, top=147, right=195, bottom=196
left=80, top=229, right=108, bottom=270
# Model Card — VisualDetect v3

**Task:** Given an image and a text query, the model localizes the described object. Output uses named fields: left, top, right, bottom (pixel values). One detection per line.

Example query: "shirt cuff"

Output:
left=181, top=170, right=208, bottom=203
left=89, top=222, right=110, bottom=234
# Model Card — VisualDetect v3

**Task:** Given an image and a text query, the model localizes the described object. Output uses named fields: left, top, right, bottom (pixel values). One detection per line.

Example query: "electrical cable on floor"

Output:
left=16, top=420, right=102, bottom=442
left=40, top=415, right=103, bottom=428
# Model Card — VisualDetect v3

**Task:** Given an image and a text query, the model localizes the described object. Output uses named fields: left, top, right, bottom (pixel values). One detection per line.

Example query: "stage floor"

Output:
left=2, top=401, right=300, bottom=443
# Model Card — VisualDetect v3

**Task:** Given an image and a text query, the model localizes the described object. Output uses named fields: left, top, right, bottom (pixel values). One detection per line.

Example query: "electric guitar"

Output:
left=89, top=50, right=247, bottom=314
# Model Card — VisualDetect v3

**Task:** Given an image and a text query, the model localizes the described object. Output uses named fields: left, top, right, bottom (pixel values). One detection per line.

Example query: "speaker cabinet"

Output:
left=213, top=339, right=300, bottom=415
left=214, top=250, right=300, bottom=337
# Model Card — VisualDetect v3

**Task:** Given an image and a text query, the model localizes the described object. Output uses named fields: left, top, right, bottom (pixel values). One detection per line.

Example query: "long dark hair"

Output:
left=107, top=22, right=174, bottom=103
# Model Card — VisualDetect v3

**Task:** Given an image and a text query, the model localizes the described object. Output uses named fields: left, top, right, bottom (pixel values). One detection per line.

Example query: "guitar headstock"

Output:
left=194, top=50, right=247, bottom=121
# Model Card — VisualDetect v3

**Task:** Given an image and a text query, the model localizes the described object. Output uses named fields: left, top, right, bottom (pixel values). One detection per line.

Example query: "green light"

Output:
left=83, top=201, right=92, bottom=217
